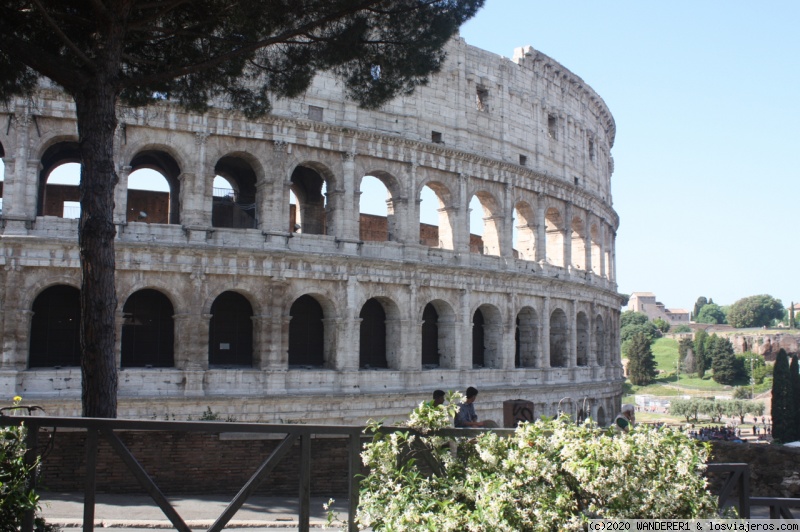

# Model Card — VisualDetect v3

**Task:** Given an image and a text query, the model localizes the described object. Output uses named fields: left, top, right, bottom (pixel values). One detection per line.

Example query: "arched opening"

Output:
left=549, top=308, right=568, bottom=367
left=128, top=150, right=182, bottom=224
left=38, top=148, right=81, bottom=218
left=472, top=308, right=485, bottom=368
left=421, top=303, right=439, bottom=368
left=29, top=285, right=81, bottom=368
left=468, top=192, right=501, bottom=256
left=359, top=298, right=387, bottom=369
left=576, top=312, right=589, bottom=366
left=212, top=156, right=257, bottom=229
left=121, top=289, right=175, bottom=368
left=596, top=406, right=607, bottom=426
left=290, top=165, right=328, bottom=235
left=46, top=163, right=81, bottom=218
left=513, top=201, right=536, bottom=261
left=358, top=175, right=392, bottom=242
left=595, top=315, right=606, bottom=366
left=544, top=207, right=565, bottom=267
left=571, top=216, right=586, bottom=270
left=515, top=306, right=538, bottom=368
left=288, top=295, right=325, bottom=367
left=472, top=304, right=503, bottom=368
left=127, top=169, right=171, bottom=223
left=209, top=291, right=253, bottom=367
left=419, top=183, right=454, bottom=250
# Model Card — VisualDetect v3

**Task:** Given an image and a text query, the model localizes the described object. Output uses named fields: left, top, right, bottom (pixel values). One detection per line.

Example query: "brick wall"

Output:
left=37, top=430, right=355, bottom=497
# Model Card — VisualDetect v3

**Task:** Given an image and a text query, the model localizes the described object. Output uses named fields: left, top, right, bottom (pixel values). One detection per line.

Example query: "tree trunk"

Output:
left=74, top=85, right=120, bottom=418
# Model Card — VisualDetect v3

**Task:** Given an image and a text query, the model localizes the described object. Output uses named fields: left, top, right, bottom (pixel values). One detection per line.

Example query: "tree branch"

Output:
left=29, top=0, right=94, bottom=68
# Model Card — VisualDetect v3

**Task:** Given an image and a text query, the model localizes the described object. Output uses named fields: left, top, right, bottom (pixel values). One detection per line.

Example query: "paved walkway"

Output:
left=39, top=492, right=351, bottom=530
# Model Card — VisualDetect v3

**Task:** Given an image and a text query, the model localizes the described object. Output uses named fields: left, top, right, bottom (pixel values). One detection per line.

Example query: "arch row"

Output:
left=18, top=279, right=620, bottom=378
left=0, top=134, right=618, bottom=283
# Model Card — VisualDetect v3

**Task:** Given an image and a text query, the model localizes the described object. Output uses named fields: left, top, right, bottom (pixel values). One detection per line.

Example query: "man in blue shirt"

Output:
left=455, top=387, right=497, bottom=427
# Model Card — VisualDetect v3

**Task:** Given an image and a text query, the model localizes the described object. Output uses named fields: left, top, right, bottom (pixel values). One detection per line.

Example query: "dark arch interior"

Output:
left=209, top=291, right=254, bottom=367
left=421, top=303, right=439, bottom=367
left=472, top=308, right=485, bottom=368
left=288, top=295, right=324, bottom=367
left=29, top=285, right=81, bottom=368
left=121, top=289, right=175, bottom=368
left=290, top=166, right=326, bottom=235
left=213, top=156, right=258, bottom=229
left=359, top=298, right=387, bottom=369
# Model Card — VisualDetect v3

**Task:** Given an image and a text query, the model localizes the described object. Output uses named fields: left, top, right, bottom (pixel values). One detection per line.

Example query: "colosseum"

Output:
left=0, top=36, right=623, bottom=425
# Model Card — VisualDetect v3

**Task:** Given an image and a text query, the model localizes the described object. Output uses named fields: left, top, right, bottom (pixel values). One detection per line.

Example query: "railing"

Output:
left=0, top=415, right=367, bottom=532
left=8, top=414, right=793, bottom=530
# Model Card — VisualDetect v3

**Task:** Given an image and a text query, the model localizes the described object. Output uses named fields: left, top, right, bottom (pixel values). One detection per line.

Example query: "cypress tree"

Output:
left=694, top=329, right=709, bottom=378
left=771, top=349, right=792, bottom=442
left=790, top=356, right=800, bottom=441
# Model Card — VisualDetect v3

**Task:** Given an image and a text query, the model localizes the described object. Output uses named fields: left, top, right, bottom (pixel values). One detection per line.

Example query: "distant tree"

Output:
left=727, top=295, right=784, bottom=328
left=694, top=329, right=709, bottom=378
left=738, top=352, right=766, bottom=384
left=791, top=356, right=800, bottom=442
left=693, top=297, right=708, bottom=321
left=621, top=311, right=649, bottom=328
left=669, top=398, right=700, bottom=422
left=698, top=400, right=725, bottom=424
left=673, top=324, right=692, bottom=333
left=726, top=399, right=764, bottom=424
left=706, top=334, right=734, bottom=367
left=696, top=304, right=726, bottom=325
left=678, top=337, right=696, bottom=374
left=711, top=349, right=739, bottom=385
left=652, top=318, right=671, bottom=333
left=771, top=349, right=793, bottom=442
left=626, top=332, right=658, bottom=386
left=791, top=302, right=796, bottom=329
left=732, top=387, right=751, bottom=400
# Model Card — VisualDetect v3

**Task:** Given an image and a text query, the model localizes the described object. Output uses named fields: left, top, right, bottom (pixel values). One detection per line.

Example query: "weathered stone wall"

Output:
left=729, top=334, right=800, bottom=360
left=710, top=441, right=800, bottom=497
left=0, top=36, right=624, bottom=423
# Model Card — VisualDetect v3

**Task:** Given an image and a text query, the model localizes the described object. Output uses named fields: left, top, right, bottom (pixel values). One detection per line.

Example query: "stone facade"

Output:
left=0, top=37, right=624, bottom=425
left=627, top=292, right=690, bottom=324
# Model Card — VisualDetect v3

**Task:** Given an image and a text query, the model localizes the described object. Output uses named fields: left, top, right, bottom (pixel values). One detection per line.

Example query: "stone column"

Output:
left=584, top=214, right=593, bottom=274
left=259, top=141, right=291, bottom=235
left=114, top=165, right=132, bottom=225
left=452, top=172, right=469, bottom=254
left=180, top=131, right=212, bottom=228
left=563, top=201, right=572, bottom=271
left=535, top=193, right=546, bottom=263
left=400, top=285, right=420, bottom=369
left=541, top=297, right=551, bottom=369
left=588, top=302, right=598, bottom=367
left=1, top=308, right=31, bottom=369
left=599, top=222, right=607, bottom=279
left=173, top=313, right=209, bottom=370
left=500, top=183, right=514, bottom=258
left=338, top=151, right=359, bottom=241
left=568, top=299, right=577, bottom=368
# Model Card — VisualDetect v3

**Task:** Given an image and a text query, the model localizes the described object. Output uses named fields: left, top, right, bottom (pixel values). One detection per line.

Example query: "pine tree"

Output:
left=711, top=350, right=738, bottom=385
left=626, top=332, right=658, bottom=386
left=771, top=349, right=792, bottom=442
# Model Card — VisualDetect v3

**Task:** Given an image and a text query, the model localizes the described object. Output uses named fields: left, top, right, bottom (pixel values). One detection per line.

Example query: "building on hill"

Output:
left=0, top=37, right=624, bottom=425
left=628, top=292, right=690, bottom=324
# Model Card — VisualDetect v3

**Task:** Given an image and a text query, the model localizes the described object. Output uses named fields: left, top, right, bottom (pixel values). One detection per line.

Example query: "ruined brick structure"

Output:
left=0, top=37, right=624, bottom=425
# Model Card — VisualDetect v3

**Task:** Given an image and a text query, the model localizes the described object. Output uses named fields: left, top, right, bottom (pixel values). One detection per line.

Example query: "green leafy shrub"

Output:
left=0, top=397, right=57, bottom=531
left=357, top=399, right=718, bottom=531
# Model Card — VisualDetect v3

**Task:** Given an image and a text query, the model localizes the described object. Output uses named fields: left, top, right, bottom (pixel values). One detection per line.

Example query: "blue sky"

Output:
left=461, top=1, right=799, bottom=311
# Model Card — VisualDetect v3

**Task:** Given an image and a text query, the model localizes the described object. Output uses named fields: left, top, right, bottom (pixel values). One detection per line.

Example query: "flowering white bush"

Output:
left=357, top=399, right=718, bottom=531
